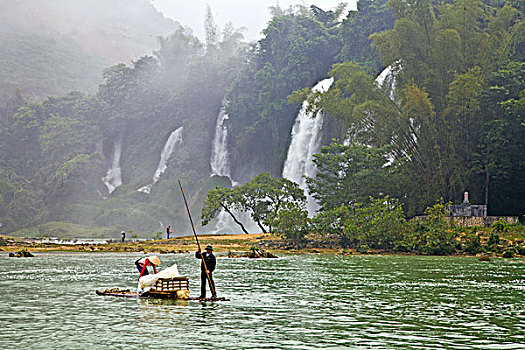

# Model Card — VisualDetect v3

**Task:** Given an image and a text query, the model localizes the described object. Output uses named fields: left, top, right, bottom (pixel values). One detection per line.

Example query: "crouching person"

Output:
left=135, top=255, right=161, bottom=279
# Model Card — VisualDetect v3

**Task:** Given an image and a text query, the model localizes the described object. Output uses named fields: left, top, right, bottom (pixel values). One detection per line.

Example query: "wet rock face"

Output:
left=9, top=250, right=35, bottom=258
left=258, top=238, right=342, bottom=250
left=478, top=254, right=491, bottom=261
left=228, top=249, right=278, bottom=259
left=247, top=249, right=277, bottom=259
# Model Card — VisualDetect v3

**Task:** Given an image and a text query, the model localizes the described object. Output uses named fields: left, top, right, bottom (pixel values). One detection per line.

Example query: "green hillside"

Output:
left=0, top=0, right=523, bottom=239
left=0, top=0, right=180, bottom=99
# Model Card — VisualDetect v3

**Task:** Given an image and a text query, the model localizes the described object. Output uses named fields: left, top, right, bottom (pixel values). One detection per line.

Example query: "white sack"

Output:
left=137, top=263, right=181, bottom=294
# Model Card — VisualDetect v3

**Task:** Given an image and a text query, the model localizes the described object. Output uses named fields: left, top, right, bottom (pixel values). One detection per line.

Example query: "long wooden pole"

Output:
left=178, top=180, right=217, bottom=299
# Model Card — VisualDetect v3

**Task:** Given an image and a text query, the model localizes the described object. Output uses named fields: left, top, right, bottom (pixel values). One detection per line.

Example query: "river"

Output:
left=1, top=253, right=523, bottom=349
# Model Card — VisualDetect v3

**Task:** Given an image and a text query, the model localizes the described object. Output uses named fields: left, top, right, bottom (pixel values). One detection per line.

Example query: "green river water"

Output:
left=0, top=252, right=523, bottom=349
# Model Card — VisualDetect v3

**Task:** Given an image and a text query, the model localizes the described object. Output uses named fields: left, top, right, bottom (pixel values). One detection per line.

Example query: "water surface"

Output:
left=0, top=253, right=523, bottom=349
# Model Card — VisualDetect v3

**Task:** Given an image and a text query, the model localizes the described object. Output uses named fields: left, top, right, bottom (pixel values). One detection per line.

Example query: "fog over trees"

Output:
left=0, top=0, right=523, bottom=238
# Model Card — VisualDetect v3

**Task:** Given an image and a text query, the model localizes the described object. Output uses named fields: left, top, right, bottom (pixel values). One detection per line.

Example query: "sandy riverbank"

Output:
left=2, top=232, right=524, bottom=260
left=0, top=233, right=291, bottom=254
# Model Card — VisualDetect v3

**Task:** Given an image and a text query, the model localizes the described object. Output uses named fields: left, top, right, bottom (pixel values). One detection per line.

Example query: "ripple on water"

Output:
left=0, top=253, right=524, bottom=349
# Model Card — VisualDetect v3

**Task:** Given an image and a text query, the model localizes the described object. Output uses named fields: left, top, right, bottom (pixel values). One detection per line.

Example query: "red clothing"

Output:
left=137, top=258, right=157, bottom=278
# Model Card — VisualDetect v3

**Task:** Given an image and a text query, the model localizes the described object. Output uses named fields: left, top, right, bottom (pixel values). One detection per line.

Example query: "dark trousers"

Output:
left=200, top=271, right=215, bottom=298
left=135, top=260, right=149, bottom=275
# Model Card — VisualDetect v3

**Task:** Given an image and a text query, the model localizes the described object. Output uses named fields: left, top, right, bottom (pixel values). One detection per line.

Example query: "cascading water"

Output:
left=209, top=102, right=245, bottom=233
left=138, top=126, right=183, bottom=194
left=375, top=64, right=397, bottom=101
left=282, top=77, right=334, bottom=214
left=210, top=103, right=234, bottom=181
left=378, top=64, right=399, bottom=165
left=342, top=65, right=398, bottom=145
left=102, top=134, right=122, bottom=194
left=153, top=126, right=183, bottom=183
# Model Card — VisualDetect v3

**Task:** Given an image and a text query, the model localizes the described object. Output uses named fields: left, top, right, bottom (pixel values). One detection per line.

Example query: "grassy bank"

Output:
left=0, top=233, right=279, bottom=254
left=9, top=222, right=125, bottom=240
left=1, top=229, right=525, bottom=260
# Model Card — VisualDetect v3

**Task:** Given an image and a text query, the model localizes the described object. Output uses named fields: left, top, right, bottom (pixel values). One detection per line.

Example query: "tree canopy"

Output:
left=1, top=0, right=523, bottom=237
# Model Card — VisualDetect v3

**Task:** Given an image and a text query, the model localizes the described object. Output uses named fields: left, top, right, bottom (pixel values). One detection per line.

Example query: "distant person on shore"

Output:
left=121, top=231, right=125, bottom=243
left=166, top=225, right=172, bottom=239
left=135, top=256, right=160, bottom=279
left=195, top=245, right=216, bottom=299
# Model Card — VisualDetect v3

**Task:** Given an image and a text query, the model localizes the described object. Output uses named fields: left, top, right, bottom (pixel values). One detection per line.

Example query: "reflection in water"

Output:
left=0, top=252, right=524, bottom=349
left=137, top=299, right=191, bottom=326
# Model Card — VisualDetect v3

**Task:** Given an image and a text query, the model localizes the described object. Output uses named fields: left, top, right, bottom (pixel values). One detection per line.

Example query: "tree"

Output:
left=438, top=68, right=484, bottom=201
left=309, top=0, right=525, bottom=215
left=310, top=3, right=348, bottom=28
left=306, top=141, right=398, bottom=210
left=238, top=173, right=306, bottom=233
left=343, top=196, right=409, bottom=250
left=302, top=61, right=416, bottom=156
left=472, top=61, right=525, bottom=215
left=413, top=199, right=457, bottom=255
left=310, top=205, right=353, bottom=246
left=227, top=8, right=340, bottom=178
left=272, top=205, right=310, bottom=244
left=39, top=113, right=98, bottom=165
left=201, top=173, right=306, bottom=234
left=201, top=186, right=249, bottom=234
left=154, top=28, right=204, bottom=91
left=337, top=0, right=394, bottom=71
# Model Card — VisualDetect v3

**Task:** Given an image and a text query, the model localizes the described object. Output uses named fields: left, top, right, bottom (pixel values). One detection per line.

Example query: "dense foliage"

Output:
left=307, top=0, right=525, bottom=216
left=0, top=0, right=180, bottom=100
left=226, top=7, right=341, bottom=181
left=1, top=0, right=523, bottom=241
left=306, top=141, right=399, bottom=210
left=0, top=22, right=247, bottom=235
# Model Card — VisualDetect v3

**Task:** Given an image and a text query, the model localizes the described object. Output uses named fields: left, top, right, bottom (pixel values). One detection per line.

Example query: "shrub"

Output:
left=357, top=244, right=371, bottom=253
left=343, top=196, right=410, bottom=250
left=310, top=205, right=352, bottom=245
left=487, top=231, right=500, bottom=248
left=491, top=219, right=509, bottom=233
left=272, top=206, right=309, bottom=243
left=408, top=200, right=457, bottom=255
left=464, top=233, right=482, bottom=254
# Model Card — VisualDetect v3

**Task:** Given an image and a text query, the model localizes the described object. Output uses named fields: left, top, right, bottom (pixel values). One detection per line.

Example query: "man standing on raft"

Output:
left=195, top=245, right=216, bottom=299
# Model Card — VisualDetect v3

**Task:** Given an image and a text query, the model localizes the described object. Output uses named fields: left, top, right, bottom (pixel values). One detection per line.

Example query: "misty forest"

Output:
left=0, top=0, right=524, bottom=240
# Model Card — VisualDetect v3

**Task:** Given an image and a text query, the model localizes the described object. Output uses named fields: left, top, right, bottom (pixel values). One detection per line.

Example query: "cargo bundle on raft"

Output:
left=96, top=276, right=228, bottom=302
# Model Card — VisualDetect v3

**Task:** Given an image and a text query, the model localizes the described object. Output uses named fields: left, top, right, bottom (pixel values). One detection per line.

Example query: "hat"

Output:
left=148, top=255, right=161, bottom=265
left=205, top=245, right=213, bottom=251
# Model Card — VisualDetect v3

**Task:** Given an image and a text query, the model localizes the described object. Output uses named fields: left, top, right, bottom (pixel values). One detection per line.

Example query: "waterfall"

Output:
left=282, top=77, right=334, bottom=214
left=375, top=64, right=397, bottom=101
left=138, top=126, right=183, bottom=194
left=211, top=210, right=232, bottom=234
left=153, top=126, right=183, bottom=183
left=209, top=101, right=246, bottom=233
left=378, top=64, right=402, bottom=166
left=340, top=66, right=398, bottom=146
left=210, top=102, right=236, bottom=184
left=102, top=134, right=122, bottom=194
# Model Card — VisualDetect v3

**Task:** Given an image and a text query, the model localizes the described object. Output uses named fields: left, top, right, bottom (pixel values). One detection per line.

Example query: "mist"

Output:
left=151, top=0, right=357, bottom=42
left=0, top=0, right=377, bottom=237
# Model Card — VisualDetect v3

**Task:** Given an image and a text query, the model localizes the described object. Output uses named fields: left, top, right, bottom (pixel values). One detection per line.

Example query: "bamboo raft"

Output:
left=96, top=276, right=228, bottom=301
